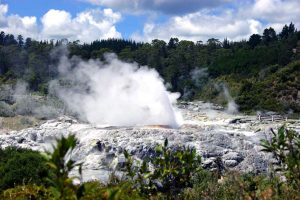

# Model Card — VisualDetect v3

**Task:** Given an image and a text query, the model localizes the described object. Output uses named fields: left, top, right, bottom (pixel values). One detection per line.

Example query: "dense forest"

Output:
left=0, top=22, right=300, bottom=114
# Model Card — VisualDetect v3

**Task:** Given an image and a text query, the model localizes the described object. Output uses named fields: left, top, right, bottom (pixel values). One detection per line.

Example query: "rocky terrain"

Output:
left=0, top=101, right=299, bottom=182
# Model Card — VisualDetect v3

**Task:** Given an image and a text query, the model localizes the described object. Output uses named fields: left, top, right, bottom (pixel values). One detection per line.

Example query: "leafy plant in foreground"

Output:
left=46, top=134, right=83, bottom=199
left=124, top=138, right=202, bottom=198
left=261, top=125, right=300, bottom=188
left=1, top=184, right=54, bottom=200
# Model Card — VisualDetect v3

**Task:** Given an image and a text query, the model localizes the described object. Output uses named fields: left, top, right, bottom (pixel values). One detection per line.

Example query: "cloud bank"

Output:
left=0, top=4, right=38, bottom=39
left=132, top=0, right=300, bottom=42
left=1, top=0, right=299, bottom=43
left=132, top=11, right=263, bottom=42
left=85, top=0, right=232, bottom=15
left=0, top=4, right=121, bottom=43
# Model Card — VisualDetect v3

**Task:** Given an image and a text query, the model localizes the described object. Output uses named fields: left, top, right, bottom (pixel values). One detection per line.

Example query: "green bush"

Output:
left=185, top=171, right=300, bottom=200
left=0, top=147, right=50, bottom=191
left=261, top=125, right=300, bottom=188
left=81, top=181, right=144, bottom=200
left=1, top=184, right=54, bottom=200
left=123, top=139, right=202, bottom=198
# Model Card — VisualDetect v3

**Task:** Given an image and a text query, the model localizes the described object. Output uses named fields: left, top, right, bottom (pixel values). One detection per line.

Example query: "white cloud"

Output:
left=251, top=0, right=300, bottom=22
left=132, top=0, right=300, bottom=42
left=0, top=4, right=38, bottom=38
left=85, top=0, right=232, bottom=15
left=132, top=10, right=263, bottom=42
left=41, top=8, right=121, bottom=42
left=1, top=0, right=299, bottom=43
left=0, top=4, right=8, bottom=25
left=0, top=4, right=122, bottom=43
left=244, top=0, right=300, bottom=32
left=41, top=9, right=73, bottom=39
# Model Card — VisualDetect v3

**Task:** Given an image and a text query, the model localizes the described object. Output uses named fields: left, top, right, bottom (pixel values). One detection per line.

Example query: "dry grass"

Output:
left=0, top=116, right=42, bottom=131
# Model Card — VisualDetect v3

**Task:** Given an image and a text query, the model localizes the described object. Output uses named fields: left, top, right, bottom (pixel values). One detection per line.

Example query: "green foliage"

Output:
left=81, top=181, right=144, bottom=200
left=236, top=61, right=300, bottom=112
left=248, top=34, right=262, bottom=48
left=124, top=138, right=202, bottom=198
left=261, top=126, right=300, bottom=187
left=46, top=134, right=83, bottom=199
left=185, top=171, right=300, bottom=200
left=0, top=147, right=50, bottom=191
left=1, top=184, right=54, bottom=200
left=79, top=181, right=105, bottom=200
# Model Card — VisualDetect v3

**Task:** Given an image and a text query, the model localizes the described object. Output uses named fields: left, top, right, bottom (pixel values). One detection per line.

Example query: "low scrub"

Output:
left=261, top=125, right=300, bottom=188
left=123, top=139, right=202, bottom=198
left=0, top=147, right=50, bottom=191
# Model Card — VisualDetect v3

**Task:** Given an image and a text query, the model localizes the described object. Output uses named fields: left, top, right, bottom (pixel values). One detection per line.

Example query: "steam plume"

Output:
left=222, top=84, right=238, bottom=114
left=191, top=67, right=208, bottom=88
left=50, top=53, right=182, bottom=128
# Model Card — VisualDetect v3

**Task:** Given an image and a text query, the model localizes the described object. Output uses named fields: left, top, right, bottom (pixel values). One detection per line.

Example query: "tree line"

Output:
left=0, top=22, right=299, bottom=113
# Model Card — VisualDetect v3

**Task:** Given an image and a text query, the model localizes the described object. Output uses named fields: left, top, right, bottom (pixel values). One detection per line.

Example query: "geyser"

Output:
left=50, top=53, right=182, bottom=128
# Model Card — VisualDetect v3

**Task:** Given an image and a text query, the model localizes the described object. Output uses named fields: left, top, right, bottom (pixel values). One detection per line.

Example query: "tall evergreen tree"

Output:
left=248, top=34, right=261, bottom=48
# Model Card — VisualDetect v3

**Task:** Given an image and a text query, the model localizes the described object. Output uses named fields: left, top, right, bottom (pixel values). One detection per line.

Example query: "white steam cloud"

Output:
left=222, top=84, right=238, bottom=114
left=13, top=81, right=61, bottom=119
left=191, top=67, right=208, bottom=88
left=214, top=83, right=239, bottom=114
left=50, top=53, right=182, bottom=128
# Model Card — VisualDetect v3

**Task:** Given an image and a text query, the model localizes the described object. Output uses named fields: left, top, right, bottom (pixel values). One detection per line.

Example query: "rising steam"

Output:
left=214, top=83, right=239, bottom=114
left=50, top=53, right=182, bottom=128
left=222, top=84, right=238, bottom=114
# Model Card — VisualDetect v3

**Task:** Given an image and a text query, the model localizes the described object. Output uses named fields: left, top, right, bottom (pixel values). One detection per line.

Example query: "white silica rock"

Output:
left=0, top=102, right=299, bottom=183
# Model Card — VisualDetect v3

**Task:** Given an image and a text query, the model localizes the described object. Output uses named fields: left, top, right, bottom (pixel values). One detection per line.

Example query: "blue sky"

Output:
left=3, top=0, right=147, bottom=38
left=0, top=0, right=299, bottom=43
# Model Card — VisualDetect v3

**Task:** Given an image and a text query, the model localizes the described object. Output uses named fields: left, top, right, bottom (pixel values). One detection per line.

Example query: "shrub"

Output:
left=261, top=125, right=300, bottom=188
left=0, top=147, right=50, bottom=191
left=1, top=185, right=53, bottom=200
left=81, top=181, right=144, bottom=200
left=185, top=171, right=300, bottom=200
left=184, top=170, right=219, bottom=199
left=123, top=138, right=202, bottom=198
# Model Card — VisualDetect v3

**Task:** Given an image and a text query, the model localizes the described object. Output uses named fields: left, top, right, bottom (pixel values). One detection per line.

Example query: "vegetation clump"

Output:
left=123, top=138, right=201, bottom=198
left=0, top=147, right=50, bottom=191
left=261, top=125, right=300, bottom=188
